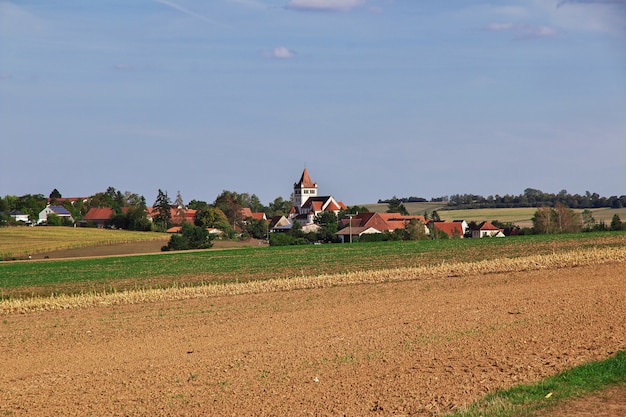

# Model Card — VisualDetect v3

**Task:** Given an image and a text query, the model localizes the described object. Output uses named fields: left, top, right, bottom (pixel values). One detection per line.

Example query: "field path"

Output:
left=1, top=262, right=625, bottom=416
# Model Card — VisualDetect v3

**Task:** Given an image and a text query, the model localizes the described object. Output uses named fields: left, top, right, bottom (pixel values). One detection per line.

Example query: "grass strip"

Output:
left=445, top=350, right=626, bottom=417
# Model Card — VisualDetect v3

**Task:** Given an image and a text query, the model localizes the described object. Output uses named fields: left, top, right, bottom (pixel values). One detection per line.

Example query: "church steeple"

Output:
left=293, top=167, right=318, bottom=212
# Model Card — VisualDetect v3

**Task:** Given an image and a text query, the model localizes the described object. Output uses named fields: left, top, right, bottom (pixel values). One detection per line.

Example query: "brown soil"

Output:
left=1, top=262, right=625, bottom=416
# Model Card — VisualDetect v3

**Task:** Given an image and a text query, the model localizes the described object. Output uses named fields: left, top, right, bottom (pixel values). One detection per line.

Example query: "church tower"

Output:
left=293, top=167, right=318, bottom=213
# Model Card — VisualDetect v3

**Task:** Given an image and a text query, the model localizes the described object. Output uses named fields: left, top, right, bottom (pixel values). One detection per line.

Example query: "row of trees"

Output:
left=531, top=203, right=624, bottom=234
left=380, top=189, right=626, bottom=210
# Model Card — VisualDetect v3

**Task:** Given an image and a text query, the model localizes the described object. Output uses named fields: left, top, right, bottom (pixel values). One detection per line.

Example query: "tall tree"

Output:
left=49, top=189, right=62, bottom=199
left=214, top=190, right=243, bottom=227
left=153, top=189, right=172, bottom=231
left=610, top=214, right=623, bottom=231
left=386, top=196, right=409, bottom=215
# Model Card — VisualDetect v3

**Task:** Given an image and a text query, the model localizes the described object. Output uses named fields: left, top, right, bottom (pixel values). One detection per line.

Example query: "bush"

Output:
left=163, top=223, right=214, bottom=251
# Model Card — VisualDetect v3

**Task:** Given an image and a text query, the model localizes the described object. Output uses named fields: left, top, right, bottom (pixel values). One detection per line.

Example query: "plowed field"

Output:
left=1, top=261, right=625, bottom=416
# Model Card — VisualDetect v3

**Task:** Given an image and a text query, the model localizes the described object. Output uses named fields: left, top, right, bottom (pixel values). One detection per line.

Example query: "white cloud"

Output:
left=534, top=0, right=626, bottom=35
left=485, top=22, right=558, bottom=38
left=285, top=0, right=365, bottom=12
left=264, top=46, right=297, bottom=59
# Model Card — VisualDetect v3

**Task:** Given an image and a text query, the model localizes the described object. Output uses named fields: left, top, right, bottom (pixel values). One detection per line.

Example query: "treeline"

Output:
left=380, top=189, right=626, bottom=210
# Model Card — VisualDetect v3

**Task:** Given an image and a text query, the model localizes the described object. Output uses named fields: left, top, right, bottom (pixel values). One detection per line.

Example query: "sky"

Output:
left=1, top=0, right=625, bottom=206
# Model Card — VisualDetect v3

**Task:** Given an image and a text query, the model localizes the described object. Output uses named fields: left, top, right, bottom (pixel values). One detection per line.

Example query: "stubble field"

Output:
left=1, top=243, right=625, bottom=416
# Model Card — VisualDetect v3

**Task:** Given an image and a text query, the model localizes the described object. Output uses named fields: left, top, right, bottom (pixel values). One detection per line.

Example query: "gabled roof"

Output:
left=295, top=167, right=317, bottom=188
left=48, top=205, right=72, bottom=216
left=433, top=221, right=464, bottom=237
left=338, top=213, right=426, bottom=234
left=84, top=207, right=115, bottom=221
left=239, top=207, right=267, bottom=221
left=477, top=221, right=501, bottom=231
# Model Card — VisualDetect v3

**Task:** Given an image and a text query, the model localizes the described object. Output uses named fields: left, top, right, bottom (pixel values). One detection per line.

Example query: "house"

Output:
left=335, top=212, right=427, bottom=243
left=82, top=207, right=116, bottom=228
left=10, top=211, right=30, bottom=223
left=48, top=197, right=88, bottom=206
left=147, top=207, right=197, bottom=225
left=37, top=205, right=74, bottom=225
left=471, top=221, right=505, bottom=238
left=268, top=215, right=291, bottom=232
left=239, top=207, right=267, bottom=221
left=431, top=221, right=466, bottom=238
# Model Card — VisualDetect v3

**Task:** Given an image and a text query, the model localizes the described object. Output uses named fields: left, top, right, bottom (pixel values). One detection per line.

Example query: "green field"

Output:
left=363, top=204, right=626, bottom=228
left=2, top=231, right=625, bottom=300
left=0, top=227, right=168, bottom=260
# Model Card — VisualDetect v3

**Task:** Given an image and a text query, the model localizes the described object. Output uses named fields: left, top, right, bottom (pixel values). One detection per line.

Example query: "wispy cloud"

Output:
left=263, top=46, right=297, bottom=59
left=0, top=73, right=13, bottom=80
left=485, top=22, right=559, bottom=39
left=153, top=0, right=228, bottom=26
left=285, top=0, right=365, bottom=12
left=557, top=0, right=626, bottom=7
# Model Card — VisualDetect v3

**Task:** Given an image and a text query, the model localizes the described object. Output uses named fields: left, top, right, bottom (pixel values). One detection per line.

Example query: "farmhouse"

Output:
left=471, top=221, right=505, bottom=238
left=37, top=205, right=74, bottom=225
left=432, top=220, right=467, bottom=238
left=336, top=212, right=427, bottom=243
left=82, top=207, right=118, bottom=228
left=10, top=211, right=30, bottom=223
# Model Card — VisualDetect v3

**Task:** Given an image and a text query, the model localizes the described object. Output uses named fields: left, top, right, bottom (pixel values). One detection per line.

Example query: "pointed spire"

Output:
left=296, top=167, right=316, bottom=188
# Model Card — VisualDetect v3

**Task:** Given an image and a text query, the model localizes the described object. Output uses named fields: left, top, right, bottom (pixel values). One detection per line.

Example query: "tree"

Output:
left=610, top=214, right=623, bottom=231
left=581, top=209, right=596, bottom=231
left=188, top=199, right=209, bottom=211
left=49, top=189, right=62, bottom=199
left=194, top=206, right=231, bottom=232
left=553, top=202, right=582, bottom=233
left=174, top=191, right=185, bottom=208
left=386, top=197, right=409, bottom=215
left=405, top=219, right=428, bottom=240
left=267, top=196, right=291, bottom=216
left=246, top=218, right=269, bottom=239
left=214, top=190, right=244, bottom=228
left=430, top=210, right=441, bottom=221
left=153, top=189, right=172, bottom=231
left=315, top=211, right=339, bottom=243
left=532, top=203, right=581, bottom=234
left=163, top=222, right=214, bottom=251
left=532, top=206, right=556, bottom=234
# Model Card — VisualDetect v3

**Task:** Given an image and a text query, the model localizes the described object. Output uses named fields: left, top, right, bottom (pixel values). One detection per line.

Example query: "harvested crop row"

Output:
left=3, top=246, right=625, bottom=315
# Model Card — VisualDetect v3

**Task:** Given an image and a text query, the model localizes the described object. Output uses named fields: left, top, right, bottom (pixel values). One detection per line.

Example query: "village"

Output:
left=23, top=168, right=505, bottom=244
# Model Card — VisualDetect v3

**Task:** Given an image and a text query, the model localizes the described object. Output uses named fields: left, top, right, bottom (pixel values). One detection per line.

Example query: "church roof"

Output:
left=295, top=167, right=317, bottom=188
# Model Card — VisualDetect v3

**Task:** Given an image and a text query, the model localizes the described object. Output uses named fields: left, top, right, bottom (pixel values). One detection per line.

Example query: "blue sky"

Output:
left=1, top=0, right=625, bottom=206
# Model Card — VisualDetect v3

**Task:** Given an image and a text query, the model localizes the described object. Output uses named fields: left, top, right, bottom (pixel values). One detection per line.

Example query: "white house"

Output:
left=10, top=211, right=30, bottom=223
left=472, top=221, right=505, bottom=238
left=38, top=205, right=74, bottom=225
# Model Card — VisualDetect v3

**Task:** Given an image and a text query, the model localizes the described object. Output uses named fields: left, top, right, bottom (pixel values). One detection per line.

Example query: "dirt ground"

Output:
left=1, top=261, right=625, bottom=416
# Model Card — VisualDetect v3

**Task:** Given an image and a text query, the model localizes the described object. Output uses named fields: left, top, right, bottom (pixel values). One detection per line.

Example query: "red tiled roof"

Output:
left=478, top=221, right=501, bottom=231
left=250, top=212, right=267, bottom=220
left=295, top=168, right=317, bottom=188
left=434, top=222, right=464, bottom=237
left=325, top=201, right=340, bottom=211
left=83, top=207, right=115, bottom=221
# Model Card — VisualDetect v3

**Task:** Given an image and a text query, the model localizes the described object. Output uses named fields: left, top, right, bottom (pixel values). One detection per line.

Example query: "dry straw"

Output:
left=2, top=246, right=625, bottom=315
